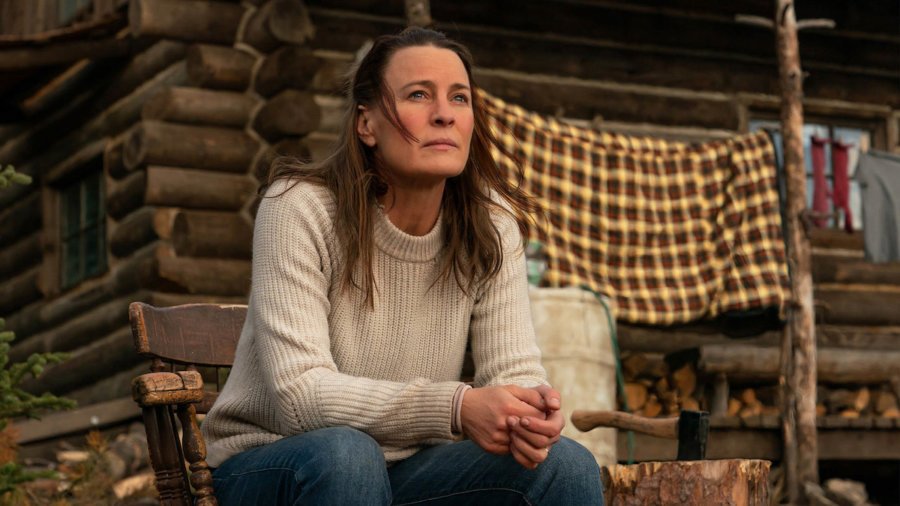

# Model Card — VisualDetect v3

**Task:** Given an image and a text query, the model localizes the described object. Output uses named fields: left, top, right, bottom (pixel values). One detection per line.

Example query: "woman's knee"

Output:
left=536, top=437, right=604, bottom=504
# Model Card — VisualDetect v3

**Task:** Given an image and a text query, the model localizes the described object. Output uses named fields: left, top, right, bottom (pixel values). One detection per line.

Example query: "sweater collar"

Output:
left=374, top=206, right=445, bottom=262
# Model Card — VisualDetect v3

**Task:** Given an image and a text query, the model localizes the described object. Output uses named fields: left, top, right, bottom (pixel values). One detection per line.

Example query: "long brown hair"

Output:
left=264, top=27, right=538, bottom=305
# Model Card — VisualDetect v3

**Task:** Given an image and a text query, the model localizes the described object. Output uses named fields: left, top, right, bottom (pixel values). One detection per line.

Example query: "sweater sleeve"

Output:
left=251, top=183, right=462, bottom=446
left=469, top=211, right=548, bottom=388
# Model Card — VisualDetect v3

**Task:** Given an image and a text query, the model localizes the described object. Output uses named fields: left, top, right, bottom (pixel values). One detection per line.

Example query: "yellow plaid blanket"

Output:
left=485, top=92, right=790, bottom=325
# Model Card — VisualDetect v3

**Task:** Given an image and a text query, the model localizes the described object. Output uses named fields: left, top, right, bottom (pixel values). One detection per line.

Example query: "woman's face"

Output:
left=356, top=45, right=475, bottom=187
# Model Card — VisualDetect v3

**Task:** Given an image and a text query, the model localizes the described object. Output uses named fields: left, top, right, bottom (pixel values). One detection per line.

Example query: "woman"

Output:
left=202, top=27, right=603, bottom=505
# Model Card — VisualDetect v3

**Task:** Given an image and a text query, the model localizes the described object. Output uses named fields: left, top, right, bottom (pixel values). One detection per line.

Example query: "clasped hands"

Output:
left=460, top=384, right=564, bottom=469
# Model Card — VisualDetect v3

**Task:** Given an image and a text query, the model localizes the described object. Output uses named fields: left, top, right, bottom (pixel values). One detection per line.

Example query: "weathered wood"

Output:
left=15, top=397, right=142, bottom=445
left=476, top=68, right=741, bottom=129
left=602, top=459, right=770, bottom=505
left=172, top=211, right=252, bottom=259
left=107, top=169, right=148, bottom=220
left=243, top=0, right=315, bottom=52
left=0, top=233, right=41, bottom=281
left=692, top=345, right=900, bottom=384
left=0, top=267, right=41, bottom=316
left=311, top=50, right=354, bottom=94
left=252, top=89, right=322, bottom=142
left=124, top=121, right=259, bottom=173
left=129, top=0, right=244, bottom=44
left=105, top=137, right=129, bottom=179
left=0, top=192, right=40, bottom=248
left=816, top=285, right=900, bottom=325
left=144, top=166, right=256, bottom=211
left=186, top=44, right=254, bottom=91
left=66, top=363, right=150, bottom=407
left=813, top=254, right=900, bottom=284
left=109, top=207, right=177, bottom=258
left=157, top=256, right=252, bottom=296
left=177, top=403, right=216, bottom=505
left=133, top=371, right=204, bottom=397
left=775, top=0, right=818, bottom=499
left=617, top=323, right=900, bottom=353
left=0, top=41, right=187, bottom=205
left=0, top=36, right=135, bottom=70
left=9, top=292, right=146, bottom=364
left=810, top=229, right=864, bottom=251
left=23, top=326, right=142, bottom=396
left=143, top=87, right=257, bottom=128
left=4, top=243, right=159, bottom=338
left=130, top=302, right=245, bottom=369
left=255, top=45, right=319, bottom=97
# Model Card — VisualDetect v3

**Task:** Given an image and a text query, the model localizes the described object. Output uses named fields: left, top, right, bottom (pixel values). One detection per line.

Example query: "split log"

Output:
left=129, top=0, right=244, bottom=44
left=728, top=398, right=742, bottom=417
left=601, top=459, right=770, bottom=505
left=186, top=44, right=254, bottom=91
left=641, top=395, right=662, bottom=417
left=826, top=388, right=870, bottom=413
left=0, top=233, right=41, bottom=281
left=0, top=267, right=41, bottom=316
left=144, top=166, right=255, bottom=211
left=124, top=120, right=259, bottom=173
left=623, top=383, right=648, bottom=411
left=142, top=87, right=257, bottom=128
left=681, top=397, right=700, bottom=411
left=172, top=211, right=252, bottom=258
left=874, top=388, right=898, bottom=415
left=255, top=45, right=319, bottom=97
left=242, top=0, right=315, bottom=53
left=105, top=138, right=128, bottom=179
left=252, top=90, right=322, bottom=142
left=816, top=284, right=900, bottom=325
left=688, top=344, right=900, bottom=384
left=672, top=363, right=697, bottom=398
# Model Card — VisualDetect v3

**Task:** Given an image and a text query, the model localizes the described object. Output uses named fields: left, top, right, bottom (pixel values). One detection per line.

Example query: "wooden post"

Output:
left=774, top=0, right=819, bottom=502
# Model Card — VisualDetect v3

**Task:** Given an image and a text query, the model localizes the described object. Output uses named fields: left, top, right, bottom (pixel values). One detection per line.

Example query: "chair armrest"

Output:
left=132, top=370, right=204, bottom=407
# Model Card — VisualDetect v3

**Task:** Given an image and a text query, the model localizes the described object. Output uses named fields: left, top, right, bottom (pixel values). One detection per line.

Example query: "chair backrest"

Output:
left=130, top=302, right=246, bottom=414
left=130, top=302, right=247, bottom=506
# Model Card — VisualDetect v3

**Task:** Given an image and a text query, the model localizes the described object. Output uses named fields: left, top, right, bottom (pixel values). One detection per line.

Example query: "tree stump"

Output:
left=602, top=459, right=770, bottom=505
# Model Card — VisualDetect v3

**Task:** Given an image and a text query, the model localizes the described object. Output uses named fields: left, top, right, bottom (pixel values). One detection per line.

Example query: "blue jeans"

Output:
left=212, top=427, right=604, bottom=505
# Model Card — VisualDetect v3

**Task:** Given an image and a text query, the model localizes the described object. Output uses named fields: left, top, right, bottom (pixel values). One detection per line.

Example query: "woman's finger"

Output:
left=510, top=431, right=549, bottom=466
left=519, top=410, right=564, bottom=438
left=508, top=435, right=536, bottom=469
left=510, top=419, right=552, bottom=448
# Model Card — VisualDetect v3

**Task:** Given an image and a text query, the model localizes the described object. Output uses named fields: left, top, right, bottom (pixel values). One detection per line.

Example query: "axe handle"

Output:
left=571, top=410, right=678, bottom=439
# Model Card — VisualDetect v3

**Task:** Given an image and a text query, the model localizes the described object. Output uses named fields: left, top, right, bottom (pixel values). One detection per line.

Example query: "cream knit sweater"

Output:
left=202, top=180, right=547, bottom=467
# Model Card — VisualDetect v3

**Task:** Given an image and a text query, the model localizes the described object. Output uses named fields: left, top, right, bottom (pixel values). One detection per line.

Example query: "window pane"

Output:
left=62, top=184, right=81, bottom=239
left=83, top=172, right=101, bottom=228
left=83, top=225, right=100, bottom=276
left=62, top=237, right=81, bottom=288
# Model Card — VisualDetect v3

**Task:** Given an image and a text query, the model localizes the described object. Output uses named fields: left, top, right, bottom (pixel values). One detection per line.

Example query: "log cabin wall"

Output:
left=0, top=0, right=898, bottom=475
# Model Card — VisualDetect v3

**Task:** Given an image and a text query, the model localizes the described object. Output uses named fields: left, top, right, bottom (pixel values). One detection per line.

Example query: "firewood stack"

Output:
left=617, top=351, right=900, bottom=425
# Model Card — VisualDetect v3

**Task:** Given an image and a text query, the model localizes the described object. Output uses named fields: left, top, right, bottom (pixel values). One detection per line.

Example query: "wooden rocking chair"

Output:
left=129, top=302, right=246, bottom=506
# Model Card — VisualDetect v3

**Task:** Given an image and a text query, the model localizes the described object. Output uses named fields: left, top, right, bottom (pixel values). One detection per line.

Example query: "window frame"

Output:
left=40, top=140, right=109, bottom=297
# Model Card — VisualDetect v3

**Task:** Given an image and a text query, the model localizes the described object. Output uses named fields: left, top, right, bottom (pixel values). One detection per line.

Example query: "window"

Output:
left=58, top=0, right=93, bottom=26
left=58, top=166, right=106, bottom=289
left=750, top=120, right=870, bottom=231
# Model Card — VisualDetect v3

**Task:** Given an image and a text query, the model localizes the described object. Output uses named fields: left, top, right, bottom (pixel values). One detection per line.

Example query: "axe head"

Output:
left=676, top=410, right=709, bottom=460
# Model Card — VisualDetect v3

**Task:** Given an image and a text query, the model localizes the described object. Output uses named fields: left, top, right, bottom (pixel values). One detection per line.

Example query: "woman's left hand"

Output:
left=506, top=386, right=565, bottom=469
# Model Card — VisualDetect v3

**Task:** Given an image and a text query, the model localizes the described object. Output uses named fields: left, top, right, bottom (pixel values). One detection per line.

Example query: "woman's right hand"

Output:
left=460, top=385, right=546, bottom=455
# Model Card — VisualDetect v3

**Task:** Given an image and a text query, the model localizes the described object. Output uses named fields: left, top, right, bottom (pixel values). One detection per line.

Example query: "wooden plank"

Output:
left=816, top=284, right=900, bottom=326
left=14, top=397, right=141, bottom=445
left=306, top=7, right=900, bottom=107
left=615, top=427, right=900, bottom=461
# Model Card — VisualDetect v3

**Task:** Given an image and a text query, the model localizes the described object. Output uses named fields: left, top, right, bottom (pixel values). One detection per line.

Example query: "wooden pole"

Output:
left=774, top=0, right=818, bottom=502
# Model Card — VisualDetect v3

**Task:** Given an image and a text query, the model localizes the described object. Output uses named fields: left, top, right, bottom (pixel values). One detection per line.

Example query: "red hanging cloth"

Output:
left=832, top=139, right=853, bottom=232
left=810, top=136, right=830, bottom=228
